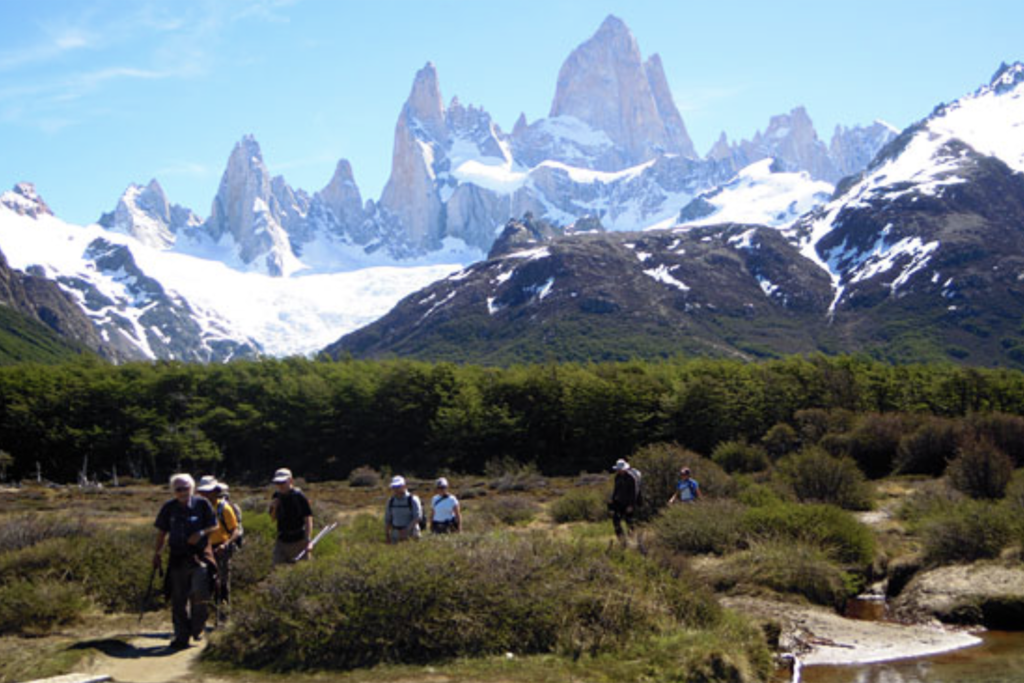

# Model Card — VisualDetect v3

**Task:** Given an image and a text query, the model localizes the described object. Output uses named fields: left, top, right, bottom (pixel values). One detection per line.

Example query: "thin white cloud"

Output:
left=0, top=27, right=96, bottom=71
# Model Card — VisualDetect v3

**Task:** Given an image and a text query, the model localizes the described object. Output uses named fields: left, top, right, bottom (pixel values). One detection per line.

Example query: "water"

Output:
left=800, top=632, right=1024, bottom=683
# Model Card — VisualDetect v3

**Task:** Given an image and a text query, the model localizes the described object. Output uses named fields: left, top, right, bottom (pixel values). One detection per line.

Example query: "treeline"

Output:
left=2, top=354, right=1024, bottom=483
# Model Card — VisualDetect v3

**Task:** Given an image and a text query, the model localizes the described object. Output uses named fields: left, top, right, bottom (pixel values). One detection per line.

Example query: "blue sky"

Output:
left=2, top=0, right=1022, bottom=226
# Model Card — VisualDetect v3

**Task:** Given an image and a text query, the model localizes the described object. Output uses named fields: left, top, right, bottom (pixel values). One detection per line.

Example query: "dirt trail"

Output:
left=79, top=632, right=217, bottom=683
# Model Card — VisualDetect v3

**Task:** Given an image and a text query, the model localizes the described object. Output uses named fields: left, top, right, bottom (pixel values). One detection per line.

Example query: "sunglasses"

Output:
left=174, top=486, right=191, bottom=492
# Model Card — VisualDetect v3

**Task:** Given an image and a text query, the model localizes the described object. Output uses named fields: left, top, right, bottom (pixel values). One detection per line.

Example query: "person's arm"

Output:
left=224, top=505, right=241, bottom=545
left=269, top=493, right=279, bottom=520
left=453, top=500, right=462, bottom=532
left=385, top=502, right=393, bottom=544
left=667, top=490, right=678, bottom=506
left=303, top=514, right=314, bottom=556
left=189, top=502, right=220, bottom=545
left=153, top=529, right=167, bottom=568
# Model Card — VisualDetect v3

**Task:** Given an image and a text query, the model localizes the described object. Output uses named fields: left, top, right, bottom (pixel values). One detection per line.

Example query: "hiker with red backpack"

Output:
left=385, top=475, right=423, bottom=543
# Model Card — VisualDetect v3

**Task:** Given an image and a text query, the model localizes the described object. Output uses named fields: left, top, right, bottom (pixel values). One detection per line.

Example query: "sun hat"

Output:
left=196, top=475, right=219, bottom=492
left=436, top=477, right=449, bottom=488
left=680, top=467, right=691, bottom=476
left=272, top=468, right=293, bottom=484
left=612, top=459, right=629, bottom=471
left=390, top=475, right=407, bottom=488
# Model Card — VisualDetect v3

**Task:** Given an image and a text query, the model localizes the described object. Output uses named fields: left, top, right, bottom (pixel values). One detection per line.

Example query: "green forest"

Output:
left=2, top=354, right=1024, bottom=484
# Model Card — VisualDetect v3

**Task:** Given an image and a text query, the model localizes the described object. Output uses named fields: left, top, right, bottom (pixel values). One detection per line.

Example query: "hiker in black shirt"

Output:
left=269, top=468, right=313, bottom=565
left=609, top=458, right=642, bottom=540
left=153, top=473, right=218, bottom=649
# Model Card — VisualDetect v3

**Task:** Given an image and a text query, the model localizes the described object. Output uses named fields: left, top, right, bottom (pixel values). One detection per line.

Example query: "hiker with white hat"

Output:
left=429, top=477, right=461, bottom=534
left=268, top=468, right=313, bottom=565
left=196, top=476, right=240, bottom=621
left=385, top=475, right=423, bottom=543
left=608, top=458, right=643, bottom=540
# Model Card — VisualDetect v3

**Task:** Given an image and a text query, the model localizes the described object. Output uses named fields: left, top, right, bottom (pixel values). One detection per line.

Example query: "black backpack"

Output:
left=389, top=494, right=426, bottom=531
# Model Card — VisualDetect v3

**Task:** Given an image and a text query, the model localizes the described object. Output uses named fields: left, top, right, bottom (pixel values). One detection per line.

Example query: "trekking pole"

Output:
left=294, top=522, right=339, bottom=561
left=138, top=561, right=163, bottom=625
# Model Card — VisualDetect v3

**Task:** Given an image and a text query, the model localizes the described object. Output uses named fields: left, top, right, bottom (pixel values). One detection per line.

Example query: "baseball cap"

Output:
left=390, top=475, right=407, bottom=488
left=272, top=468, right=293, bottom=483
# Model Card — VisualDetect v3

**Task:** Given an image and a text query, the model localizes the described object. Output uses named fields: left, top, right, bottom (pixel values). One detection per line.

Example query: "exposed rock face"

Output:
left=892, top=563, right=1024, bottom=629
left=488, top=214, right=564, bottom=259
left=830, top=121, right=900, bottom=181
left=379, top=63, right=448, bottom=252
left=203, top=135, right=299, bottom=276
left=0, top=183, right=53, bottom=219
left=549, top=16, right=689, bottom=167
left=100, top=179, right=201, bottom=249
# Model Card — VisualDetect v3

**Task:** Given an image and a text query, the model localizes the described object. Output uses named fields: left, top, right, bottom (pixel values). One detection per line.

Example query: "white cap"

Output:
left=272, top=468, right=293, bottom=483
left=436, top=477, right=449, bottom=488
left=390, top=475, right=407, bottom=488
left=196, top=475, right=219, bottom=492
left=612, top=459, right=629, bottom=471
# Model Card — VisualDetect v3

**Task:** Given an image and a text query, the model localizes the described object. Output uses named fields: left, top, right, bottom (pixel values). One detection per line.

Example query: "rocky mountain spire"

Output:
left=205, top=135, right=299, bottom=276
left=549, top=15, right=687, bottom=166
left=644, top=53, right=697, bottom=159
left=317, top=159, right=365, bottom=231
left=379, top=64, right=446, bottom=251
left=0, top=182, right=53, bottom=219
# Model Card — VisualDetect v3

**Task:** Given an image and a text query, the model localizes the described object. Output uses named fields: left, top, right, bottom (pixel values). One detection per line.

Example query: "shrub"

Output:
left=347, top=466, right=381, bottom=488
left=894, top=417, right=962, bottom=476
left=653, top=500, right=746, bottom=555
left=485, top=458, right=548, bottom=492
left=630, top=443, right=734, bottom=520
left=711, top=440, right=770, bottom=474
left=946, top=436, right=1014, bottom=499
left=921, top=499, right=1013, bottom=564
left=898, top=479, right=965, bottom=527
left=0, top=514, right=94, bottom=554
left=739, top=502, right=875, bottom=568
left=205, top=534, right=723, bottom=670
left=710, top=539, right=852, bottom=608
left=550, top=488, right=607, bottom=524
left=828, top=413, right=907, bottom=479
left=473, top=495, right=539, bottom=526
left=773, top=447, right=872, bottom=511
left=794, top=408, right=855, bottom=445
left=761, top=423, right=800, bottom=460
left=0, top=579, right=87, bottom=635
left=968, top=412, right=1024, bottom=467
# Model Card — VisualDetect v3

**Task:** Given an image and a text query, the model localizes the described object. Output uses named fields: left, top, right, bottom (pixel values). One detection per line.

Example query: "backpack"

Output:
left=217, top=498, right=245, bottom=548
left=389, top=494, right=426, bottom=531
left=628, top=467, right=643, bottom=507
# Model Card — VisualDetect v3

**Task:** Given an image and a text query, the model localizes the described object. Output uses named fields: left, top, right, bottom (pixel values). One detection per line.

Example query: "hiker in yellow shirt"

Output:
left=197, top=476, right=240, bottom=623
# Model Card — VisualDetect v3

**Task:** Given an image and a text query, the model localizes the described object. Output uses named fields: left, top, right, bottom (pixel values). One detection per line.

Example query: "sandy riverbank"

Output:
left=723, top=596, right=982, bottom=667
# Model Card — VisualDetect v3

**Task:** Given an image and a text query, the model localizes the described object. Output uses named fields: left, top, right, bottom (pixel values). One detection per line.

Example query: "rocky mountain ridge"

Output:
left=326, top=61, right=1024, bottom=367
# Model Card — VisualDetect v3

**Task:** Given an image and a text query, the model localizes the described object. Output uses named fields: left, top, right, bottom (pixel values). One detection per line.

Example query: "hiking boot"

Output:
left=193, top=631, right=203, bottom=643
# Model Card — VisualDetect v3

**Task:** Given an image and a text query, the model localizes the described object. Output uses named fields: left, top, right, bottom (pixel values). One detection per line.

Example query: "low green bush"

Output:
left=0, top=579, right=87, bottom=635
left=898, top=479, right=965, bottom=527
left=205, top=534, right=723, bottom=671
left=947, top=436, right=1014, bottom=500
left=630, top=443, right=734, bottom=520
left=653, top=500, right=746, bottom=555
left=550, top=488, right=607, bottom=524
left=739, top=502, right=875, bottom=568
left=773, top=447, right=873, bottom=510
left=761, top=422, right=800, bottom=460
left=473, top=495, right=539, bottom=526
left=711, top=440, right=770, bottom=474
left=347, top=465, right=381, bottom=488
left=921, top=499, right=1014, bottom=565
left=485, top=458, right=548, bottom=492
left=968, top=412, right=1024, bottom=467
left=711, top=539, right=853, bottom=608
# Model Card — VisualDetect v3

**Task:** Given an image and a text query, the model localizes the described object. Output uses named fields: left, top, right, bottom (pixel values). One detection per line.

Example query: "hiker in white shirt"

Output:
left=429, top=477, right=461, bottom=534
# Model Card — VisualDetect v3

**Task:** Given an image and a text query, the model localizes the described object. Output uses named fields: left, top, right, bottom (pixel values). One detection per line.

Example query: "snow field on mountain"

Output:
left=0, top=206, right=461, bottom=357
left=934, top=70, right=1024, bottom=173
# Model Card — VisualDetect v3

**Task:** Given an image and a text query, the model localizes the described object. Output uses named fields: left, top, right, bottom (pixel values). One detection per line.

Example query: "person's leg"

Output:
left=168, top=564, right=191, bottom=645
left=188, top=562, right=212, bottom=639
left=611, top=506, right=625, bottom=538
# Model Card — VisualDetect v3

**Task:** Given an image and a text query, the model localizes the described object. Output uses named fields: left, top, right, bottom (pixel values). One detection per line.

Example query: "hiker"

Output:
left=429, top=477, right=461, bottom=534
left=268, top=468, right=313, bottom=565
left=196, top=476, right=240, bottom=620
left=608, top=458, right=642, bottom=540
left=153, top=473, right=218, bottom=649
left=385, top=475, right=423, bottom=543
left=667, top=467, right=702, bottom=505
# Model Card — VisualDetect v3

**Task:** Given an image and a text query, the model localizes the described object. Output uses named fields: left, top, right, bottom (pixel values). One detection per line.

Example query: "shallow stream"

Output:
left=801, top=631, right=1024, bottom=683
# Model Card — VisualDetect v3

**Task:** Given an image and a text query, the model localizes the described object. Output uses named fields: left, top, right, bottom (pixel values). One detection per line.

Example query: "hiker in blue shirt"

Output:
left=667, top=467, right=701, bottom=505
